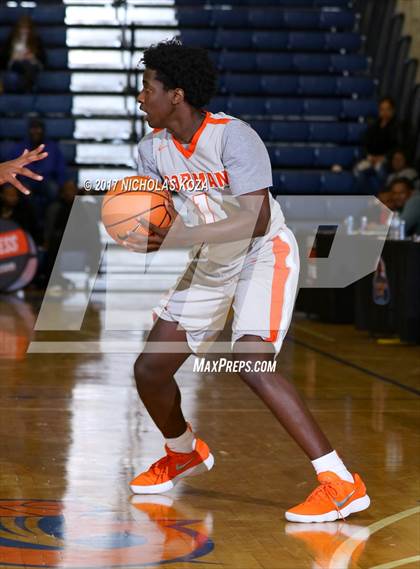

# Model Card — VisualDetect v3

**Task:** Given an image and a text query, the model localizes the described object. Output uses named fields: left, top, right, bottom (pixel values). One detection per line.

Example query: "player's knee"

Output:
left=134, top=356, right=167, bottom=391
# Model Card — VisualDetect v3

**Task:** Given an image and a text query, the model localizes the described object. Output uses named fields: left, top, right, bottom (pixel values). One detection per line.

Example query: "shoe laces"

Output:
left=149, top=448, right=189, bottom=478
left=306, top=480, right=345, bottom=519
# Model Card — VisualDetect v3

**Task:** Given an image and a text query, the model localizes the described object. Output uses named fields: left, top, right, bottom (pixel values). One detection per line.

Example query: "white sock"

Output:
left=165, top=425, right=195, bottom=453
left=311, top=450, right=354, bottom=483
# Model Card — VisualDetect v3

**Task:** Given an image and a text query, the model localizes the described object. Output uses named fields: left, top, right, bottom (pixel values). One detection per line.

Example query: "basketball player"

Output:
left=124, top=40, right=370, bottom=523
left=0, top=145, right=48, bottom=195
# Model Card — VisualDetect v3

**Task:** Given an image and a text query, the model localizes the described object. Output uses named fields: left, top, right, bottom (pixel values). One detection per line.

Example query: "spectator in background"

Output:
left=401, top=191, right=420, bottom=236
left=0, top=183, right=40, bottom=244
left=0, top=15, right=46, bottom=93
left=9, top=118, right=68, bottom=218
left=386, top=148, right=419, bottom=190
left=354, top=97, right=405, bottom=195
left=390, top=178, right=414, bottom=213
left=363, top=97, right=404, bottom=159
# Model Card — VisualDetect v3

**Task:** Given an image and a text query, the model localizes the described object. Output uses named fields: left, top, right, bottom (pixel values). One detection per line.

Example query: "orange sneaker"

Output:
left=130, top=437, right=214, bottom=494
left=285, top=472, right=370, bottom=523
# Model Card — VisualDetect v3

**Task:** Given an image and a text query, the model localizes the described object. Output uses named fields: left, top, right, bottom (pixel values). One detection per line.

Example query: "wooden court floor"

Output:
left=0, top=293, right=419, bottom=569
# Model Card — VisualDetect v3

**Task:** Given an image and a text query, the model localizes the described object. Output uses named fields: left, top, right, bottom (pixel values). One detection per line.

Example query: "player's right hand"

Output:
left=0, top=145, right=48, bottom=195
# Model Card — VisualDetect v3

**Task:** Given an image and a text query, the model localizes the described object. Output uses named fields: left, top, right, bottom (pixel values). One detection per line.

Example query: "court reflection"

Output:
left=0, top=295, right=36, bottom=360
left=285, top=521, right=370, bottom=569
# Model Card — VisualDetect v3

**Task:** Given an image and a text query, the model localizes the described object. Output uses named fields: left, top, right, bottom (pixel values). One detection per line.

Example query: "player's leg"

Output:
left=131, top=317, right=214, bottom=494
left=134, top=317, right=190, bottom=438
left=232, top=229, right=370, bottom=522
left=232, top=336, right=332, bottom=460
left=232, top=337, right=370, bottom=523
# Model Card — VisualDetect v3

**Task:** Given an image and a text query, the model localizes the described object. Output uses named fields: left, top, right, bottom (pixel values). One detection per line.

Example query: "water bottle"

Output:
left=344, top=215, right=354, bottom=235
left=399, top=219, right=406, bottom=240
left=389, top=212, right=401, bottom=240
left=360, top=216, right=368, bottom=233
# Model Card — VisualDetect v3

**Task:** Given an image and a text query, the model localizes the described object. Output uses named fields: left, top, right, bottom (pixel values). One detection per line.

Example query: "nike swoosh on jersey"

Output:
left=334, top=489, right=356, bottom=509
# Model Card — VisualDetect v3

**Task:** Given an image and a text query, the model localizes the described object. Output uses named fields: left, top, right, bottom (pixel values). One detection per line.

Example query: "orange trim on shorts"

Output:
left=152, top=128, right=163, bottom=134
left=264, top=236, right=291, bottom=344
left=171, top=112, right=231, bottom=159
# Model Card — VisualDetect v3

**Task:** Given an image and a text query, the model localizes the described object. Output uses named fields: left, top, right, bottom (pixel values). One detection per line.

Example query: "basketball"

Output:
left=101, top=176, right=173, bottom=244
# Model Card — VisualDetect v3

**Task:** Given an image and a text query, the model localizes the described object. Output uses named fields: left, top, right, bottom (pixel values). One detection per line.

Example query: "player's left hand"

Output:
left=121, top=204, right=192, bottom=252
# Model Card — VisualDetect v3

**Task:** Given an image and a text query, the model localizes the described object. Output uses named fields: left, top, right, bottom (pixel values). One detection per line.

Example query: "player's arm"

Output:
left=123, top=122, right=273, bottom=252
left=0, top=145, right=48, bottom=195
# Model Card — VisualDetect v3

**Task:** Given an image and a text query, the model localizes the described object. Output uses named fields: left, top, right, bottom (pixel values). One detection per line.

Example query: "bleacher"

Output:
left=0, top=0, right=419, bottom=196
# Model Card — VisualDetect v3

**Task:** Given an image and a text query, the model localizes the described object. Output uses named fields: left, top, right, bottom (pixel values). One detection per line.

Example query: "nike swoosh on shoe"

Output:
left=333, top=489, right=356, bottom=509
left=175, top=458, right=195, bottom=471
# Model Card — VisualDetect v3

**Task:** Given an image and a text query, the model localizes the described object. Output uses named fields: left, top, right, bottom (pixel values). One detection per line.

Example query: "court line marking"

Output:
left=287, top=336, right=420, bottom=397
left=292, top=323, right=336, bottom=343
left=369, top=556, right=420, bottom=569
left=329, top=506, right=420, bottom=569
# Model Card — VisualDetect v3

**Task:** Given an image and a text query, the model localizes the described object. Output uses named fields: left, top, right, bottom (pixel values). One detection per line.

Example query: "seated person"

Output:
left=386, top=149, right=419, bottom=190
left=0, top=183, right=41, bottom=244
left=0, top=15, right=46, bottom=93
left=9, top=118, right=68, bottom=219
left=354, top=97, right=404, bottom=195
left=390, top=178, right=414, bottom=213
left=401, top=189, right=420, bottom=236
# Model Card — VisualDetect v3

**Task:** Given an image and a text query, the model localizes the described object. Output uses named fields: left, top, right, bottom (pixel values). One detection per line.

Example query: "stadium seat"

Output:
left=220, top=74, right=262, bottom=95
left=330, top=54, right=368, bottom=72
left=215, top=30, right=254, bottom=49
left=252, top=31, right=291, bottom=50
left=0, top=26, right=66, bottom=46
left=304, top=99, right=342, bottom=117
left=61, top=143, right=77, bottom=163
left=178, top=30, right=216, bottom=48
left=261, top=76, right=299, bottom=95
left=37, top=72, right=71, bottom=92
left=265, top=99, right=304, bottom=115
left=347, top=123, right=368, bottom=143
left=0, top=94, right=35, bottom=114
left=211, top=9, right=249, bottom=27
left=314, top=147, right=361, bottom=168
left=299, top=76, right=337, bottom=96
left=46, top=49, right=68, bottom=69
left=287, top=32, right=326, bottom=50
left=310, top=123, right=349, bottom=143
left=341, top=99, right=377, bottom=119
left=0, top=6, right=65, bottom=24
left=219, top=51, right=258, bottom=72
left=249, top=9, right=287, bottom=28
left=282, top=10, right=325, bottom=29
left=336, top=77, right=375, bottom=96
left=257, top=53, right=295, bottom=72
left=0, top=94, right=72, bottom=115
left=176, top=9, right=212, bottom=26
left=325, top=32, right=361, bottom=51
left=269, top=146, right=316, bottom=167
left=0, top=118, right=75, bottom=139
left=270, top=122, right=310, bottom=142
left=274, top=171, right=323, bottom=194
left=247, top=121, right=271, bottom=140
left=320, top=10, right=355, bottom=29
left=35, top=94, right=73, bottom=114
left=207, top=96, right=229, bottom=113
left=228, top=97, right=266, bottom=115
left=322, top=172, right=355, bottom=194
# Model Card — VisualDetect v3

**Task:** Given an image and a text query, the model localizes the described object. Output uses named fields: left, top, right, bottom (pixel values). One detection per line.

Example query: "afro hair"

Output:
left=141, top=39, right=218, bottom=109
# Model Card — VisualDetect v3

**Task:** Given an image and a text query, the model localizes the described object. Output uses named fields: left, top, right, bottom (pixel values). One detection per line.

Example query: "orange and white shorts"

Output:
left=154, top=226, right=300, bottom=355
